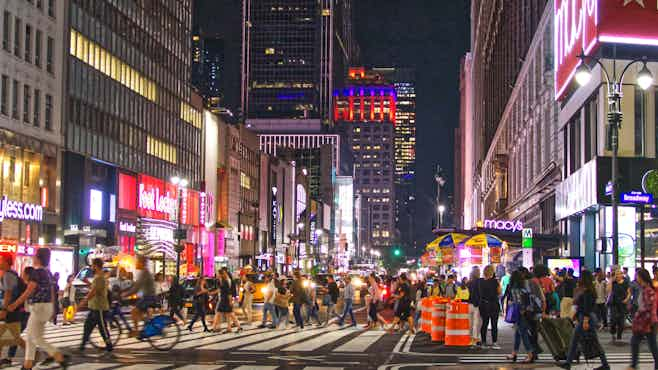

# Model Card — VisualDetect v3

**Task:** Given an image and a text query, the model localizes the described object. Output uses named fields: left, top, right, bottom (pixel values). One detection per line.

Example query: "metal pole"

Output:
left=175, top=188, right=182, bottom=282
left=610, top=85, right=621, bottom=267
left=641, top=205, right=646, bottom=268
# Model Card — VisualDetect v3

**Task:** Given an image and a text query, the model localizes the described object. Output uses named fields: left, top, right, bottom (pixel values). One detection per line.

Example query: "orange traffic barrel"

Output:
left=431, top=298, right=449, bottom=342
left=445, top=300, right=470, bottom=346
left=422, top=298, right=431, bottom=334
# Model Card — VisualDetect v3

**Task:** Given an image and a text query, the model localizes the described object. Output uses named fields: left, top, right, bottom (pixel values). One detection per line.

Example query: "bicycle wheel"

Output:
left=90, top=316, right=122, bottom=349
left=146, top=315, right=181, bottom=351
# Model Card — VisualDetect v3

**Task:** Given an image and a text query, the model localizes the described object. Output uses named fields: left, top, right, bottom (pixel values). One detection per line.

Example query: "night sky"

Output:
left=195, top=0, right=471, bottom=254
left=355, top=1, right=470, bottom=250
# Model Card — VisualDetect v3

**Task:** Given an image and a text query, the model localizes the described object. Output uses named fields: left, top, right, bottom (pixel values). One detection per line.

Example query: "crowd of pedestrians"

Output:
left=4, top=252, right=658, bottom=370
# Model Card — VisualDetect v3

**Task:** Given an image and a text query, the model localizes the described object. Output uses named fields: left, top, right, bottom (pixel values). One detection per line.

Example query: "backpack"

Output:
left=6, top=270, right=26, bottom=305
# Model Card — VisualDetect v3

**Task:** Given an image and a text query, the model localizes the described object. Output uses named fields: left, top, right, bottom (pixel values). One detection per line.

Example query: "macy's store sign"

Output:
left=478, top=219, right=524, bottom=233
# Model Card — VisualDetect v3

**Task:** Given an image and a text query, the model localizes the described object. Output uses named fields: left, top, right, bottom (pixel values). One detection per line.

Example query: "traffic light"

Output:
left=393, top=248, right=401, bottom=257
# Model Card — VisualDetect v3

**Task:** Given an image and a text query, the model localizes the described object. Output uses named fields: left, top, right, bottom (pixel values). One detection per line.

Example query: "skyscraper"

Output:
left=191, top=29, right=226, bottom=112
left=335, top=67, right=396, bottom=249
left=242, top=0, right=357, bottom=132
left=372, top=67, right=416, bottom=251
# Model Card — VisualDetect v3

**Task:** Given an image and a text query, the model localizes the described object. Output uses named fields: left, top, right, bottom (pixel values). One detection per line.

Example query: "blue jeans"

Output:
left=262, top=302, right=278, bottom=326
left=565, top=318, right=609, bottom=368
left=631, top=329, right=658, bottom=369
left=339, top=299, right=356, bottom=325
left=293, top=303, right=304, bottom=328
left=305, top=303, right=320, bottom=324
left=513, top=318, right=534, bottom=353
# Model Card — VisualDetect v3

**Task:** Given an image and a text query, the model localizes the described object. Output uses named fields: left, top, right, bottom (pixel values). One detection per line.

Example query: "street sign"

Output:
left=522, top=228, right=533, bottom=248
left=605, top=181, right=613, bottom=196
left=620, top=191, right=653, bottom=204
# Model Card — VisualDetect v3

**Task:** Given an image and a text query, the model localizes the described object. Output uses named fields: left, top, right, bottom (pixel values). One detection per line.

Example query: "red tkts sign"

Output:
left=554, top=0, right=658, bottom=100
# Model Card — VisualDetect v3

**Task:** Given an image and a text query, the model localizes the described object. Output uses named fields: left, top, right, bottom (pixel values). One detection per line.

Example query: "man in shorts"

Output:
left=122, top=255, right=156, bottom=336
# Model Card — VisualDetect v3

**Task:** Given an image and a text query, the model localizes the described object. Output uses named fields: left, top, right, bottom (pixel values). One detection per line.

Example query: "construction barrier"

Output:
left=445, top=300, right=470, bottom=346
left=431, top=298, right=449, bottom=342
left=421, top=297, right=432, bottom=334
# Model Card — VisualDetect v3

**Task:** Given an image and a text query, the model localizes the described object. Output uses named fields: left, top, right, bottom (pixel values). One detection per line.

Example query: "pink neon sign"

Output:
left=554, top=0, right=658, bottom=100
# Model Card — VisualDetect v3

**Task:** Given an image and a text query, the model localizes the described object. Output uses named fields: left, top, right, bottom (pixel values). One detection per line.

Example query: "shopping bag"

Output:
left=0, top=322, right=24, bottom=348
left=64, top=305, right=76, bottom=322
left=505, top=302, right=520, bottom=324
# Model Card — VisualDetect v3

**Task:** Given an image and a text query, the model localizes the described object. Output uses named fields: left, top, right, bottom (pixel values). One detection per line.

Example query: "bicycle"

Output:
left=90, top=302, right=181, bottom=351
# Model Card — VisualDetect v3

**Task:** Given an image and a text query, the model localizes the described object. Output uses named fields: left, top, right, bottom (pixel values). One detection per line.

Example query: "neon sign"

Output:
left=0, top=196, right=44, bottom=223
left=554, top=0, right=598, bottom=100
left=119, top=221, right=137, bottom=233
left=554, top=0, right=658, bottom=100
left=0, top=242, right=36, bottom=256
left=482, top=219, right=524, bottom=232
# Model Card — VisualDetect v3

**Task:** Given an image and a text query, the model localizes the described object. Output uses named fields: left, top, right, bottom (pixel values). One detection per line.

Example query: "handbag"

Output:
left=505, top=302, right=521, bottom=324
left=580, top=329, right=603, bottom=360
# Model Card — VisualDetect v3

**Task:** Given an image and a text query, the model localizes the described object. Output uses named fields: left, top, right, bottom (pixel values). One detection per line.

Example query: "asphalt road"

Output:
left=2, top=307, right=651, bottom=370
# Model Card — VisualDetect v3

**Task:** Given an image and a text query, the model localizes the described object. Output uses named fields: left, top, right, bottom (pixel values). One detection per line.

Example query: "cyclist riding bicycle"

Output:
left=122, top=255, right=157, bottom=337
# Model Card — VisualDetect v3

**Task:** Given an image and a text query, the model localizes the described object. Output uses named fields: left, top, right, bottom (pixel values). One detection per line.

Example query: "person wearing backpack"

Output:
left=558, top=270, right=610, bottom=370
left=505, top=270, right=536, bottom=363
left=0, top=252, right=27, bottom=367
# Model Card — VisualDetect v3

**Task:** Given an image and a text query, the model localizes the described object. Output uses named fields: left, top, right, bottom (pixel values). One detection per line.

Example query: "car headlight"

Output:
left=303, top=280, right=310, bottom=288
left=311, top=282, right=316, bottom=289
left=353, top=278, right=363, bottom=287
left=261, top=287, right=269, bottom=294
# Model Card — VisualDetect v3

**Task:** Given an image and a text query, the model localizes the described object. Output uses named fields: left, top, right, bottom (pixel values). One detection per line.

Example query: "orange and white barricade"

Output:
left=431, top=298, right=449, bottom=342
left=445, top=300, right=471, bottom=346
left=421, top=298, right=431, bottom=334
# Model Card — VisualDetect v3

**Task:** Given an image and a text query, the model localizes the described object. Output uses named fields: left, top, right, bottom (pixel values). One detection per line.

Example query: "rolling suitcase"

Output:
left=538, top=317, right=573, bottom=361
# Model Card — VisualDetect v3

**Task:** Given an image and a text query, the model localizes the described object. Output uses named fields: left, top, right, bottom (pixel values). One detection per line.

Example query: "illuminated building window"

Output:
left=240, top=172, right=251, bottom=189
left=372, top=231, right=380, bottom=237
left=147, top=136, right=177, bottom=164
left=352, top=145, right=360, bottom=150
left=69, top=29, right=157, bottom=102
left=265, top=48, right=275, bottom=55
left=382, top=230, right=390, bottom=238
left=180, top=102, right=202, bottom=128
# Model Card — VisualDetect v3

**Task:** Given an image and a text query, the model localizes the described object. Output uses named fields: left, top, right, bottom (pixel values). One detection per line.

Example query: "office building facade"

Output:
left=241, top=0, right=357, bottom=132
left=0, top=0, right=65, bottom=246
left=63, top=0, right=203, bottom=264
left=335, top=68, right=396, bottom=249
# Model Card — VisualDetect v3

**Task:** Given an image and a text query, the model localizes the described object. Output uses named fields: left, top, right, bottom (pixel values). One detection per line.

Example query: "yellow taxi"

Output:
left=239, top=273, right=268, bottom=303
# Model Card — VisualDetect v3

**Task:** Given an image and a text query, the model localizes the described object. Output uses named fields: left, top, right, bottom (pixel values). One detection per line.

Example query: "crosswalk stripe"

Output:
left=66, top=363, right=119, bottom=370
left=112, top=364, right=168, bottom=370
left=176, top=328, right=270, bottom=349
left=175, top=365, right=224, bottom=370
left=198, top=328, right=295, bottom=350
left=302, top=367, right=344, bottom=370
left=333, top=330, right=385, bottom=352
left=282, top=327, right=356, bottom=352
left=232, top=366, right=278, bottom=370
left=240, top=328, right=327, bottom=351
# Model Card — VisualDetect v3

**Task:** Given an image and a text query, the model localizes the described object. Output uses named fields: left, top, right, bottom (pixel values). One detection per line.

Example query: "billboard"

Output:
left=554, top=0, right=658, bottom=100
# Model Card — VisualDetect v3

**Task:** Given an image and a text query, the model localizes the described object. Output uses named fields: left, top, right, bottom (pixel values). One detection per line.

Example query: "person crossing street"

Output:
left=338, top=276, right=357, bottom=327
left=78, top=258, right=113, bottom=353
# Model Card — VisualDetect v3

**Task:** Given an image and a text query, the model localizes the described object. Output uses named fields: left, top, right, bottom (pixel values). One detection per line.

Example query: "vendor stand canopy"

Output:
left=423, top=233, right=467, bottom=267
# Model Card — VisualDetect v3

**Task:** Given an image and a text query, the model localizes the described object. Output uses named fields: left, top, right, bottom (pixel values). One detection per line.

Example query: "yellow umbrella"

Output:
left=426, top=233, right=468, bottom=251
left=460, top=233, right=504, bottom=248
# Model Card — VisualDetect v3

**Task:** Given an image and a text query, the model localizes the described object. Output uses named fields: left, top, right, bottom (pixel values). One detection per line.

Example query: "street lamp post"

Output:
left=438, top=205, right=446, bottom=229
left=171, top=176, right=188, bottom=282
left=574, top=53, right=653, bottom=266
